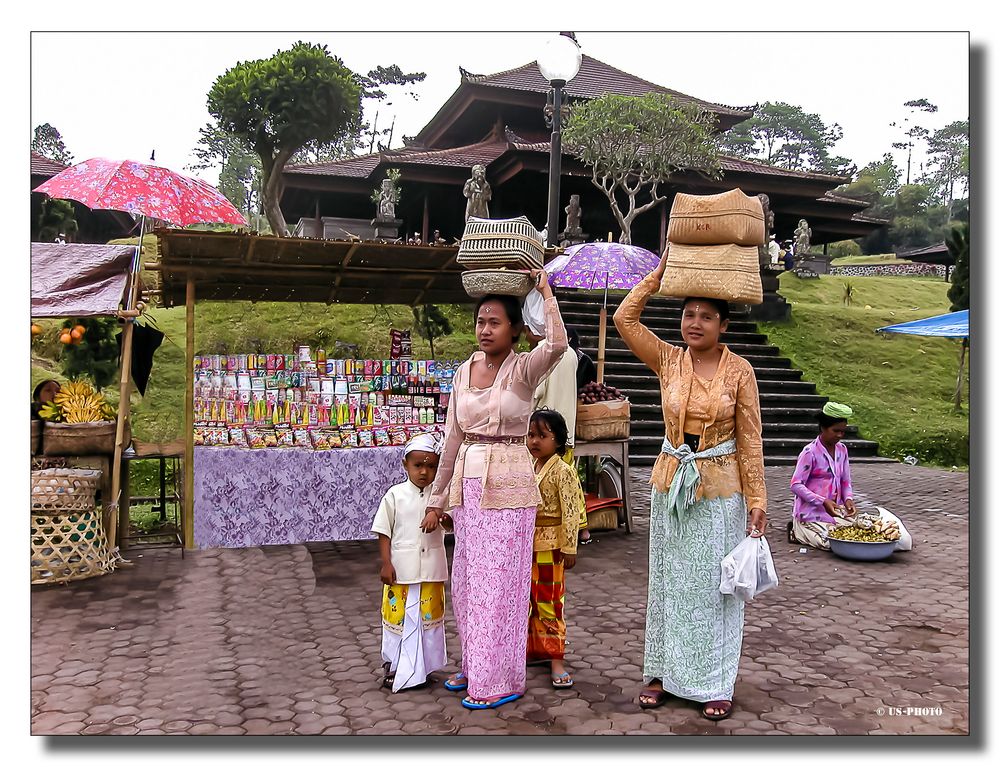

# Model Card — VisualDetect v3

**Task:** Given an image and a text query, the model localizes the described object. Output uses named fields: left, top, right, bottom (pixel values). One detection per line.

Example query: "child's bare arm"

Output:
left=377, top=534, right=396, bottom=585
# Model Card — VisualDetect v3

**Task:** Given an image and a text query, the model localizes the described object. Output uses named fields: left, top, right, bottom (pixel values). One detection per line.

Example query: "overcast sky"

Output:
left=30, top=31, right=968, bottom=187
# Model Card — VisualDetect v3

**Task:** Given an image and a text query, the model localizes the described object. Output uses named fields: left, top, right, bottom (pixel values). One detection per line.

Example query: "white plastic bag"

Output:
left=875, top=506, right=912, bottom=551
left=720, top=536, right=779, bottom=602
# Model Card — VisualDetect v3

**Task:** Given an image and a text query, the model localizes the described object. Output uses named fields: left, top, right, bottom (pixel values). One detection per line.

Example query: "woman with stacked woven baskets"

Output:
left=424, top=269, right=568, bottom=710
left=614, top=246, right=768, bottom=721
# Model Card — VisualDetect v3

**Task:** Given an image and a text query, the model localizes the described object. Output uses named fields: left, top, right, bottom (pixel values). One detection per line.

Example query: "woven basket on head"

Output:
left=458, top=216, right=544, bottom=271
left=461, top=269, right=535, bottom=299
left=31, top=468, right=102, bottom=514
left=31, top=508, right=116, bottom=585
left=667, top=189, right=765, bottom=247
left=658, top=243, right=763, bottom=305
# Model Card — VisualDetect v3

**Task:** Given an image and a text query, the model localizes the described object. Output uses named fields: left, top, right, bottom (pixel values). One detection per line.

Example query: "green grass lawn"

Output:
left=759, top=272, right=969, bottom=468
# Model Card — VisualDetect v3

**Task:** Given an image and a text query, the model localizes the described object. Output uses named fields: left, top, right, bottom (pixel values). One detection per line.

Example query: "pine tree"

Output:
left=412, top=305, right=452, bottom=358
left=31, top=123, right=74, bottom=164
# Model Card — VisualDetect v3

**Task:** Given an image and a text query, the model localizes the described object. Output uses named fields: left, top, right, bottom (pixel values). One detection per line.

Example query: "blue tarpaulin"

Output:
left=877, top=310, right=969, bottom=338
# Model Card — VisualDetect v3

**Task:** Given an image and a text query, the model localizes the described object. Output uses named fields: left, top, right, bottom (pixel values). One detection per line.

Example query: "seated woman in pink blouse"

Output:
left=424, top=269, right=567, bottom=710
left=789, top=402, right=857, bottom=549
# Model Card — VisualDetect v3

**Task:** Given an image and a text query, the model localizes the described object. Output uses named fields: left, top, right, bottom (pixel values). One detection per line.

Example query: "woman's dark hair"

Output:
left=566, top=327, right=580, bottom=351
left=530, top=408, right=569, bottom=456
left=816, top=412, right=848, bottom=430
left=474, top=294, right=524, bottom=342
left=682, top=296, right=730, bottom=323
left=33, top=379, right=58, bottom=402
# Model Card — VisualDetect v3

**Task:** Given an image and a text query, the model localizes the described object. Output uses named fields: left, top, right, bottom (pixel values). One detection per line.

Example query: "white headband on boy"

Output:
left=404, top=433, right=441, bottom=456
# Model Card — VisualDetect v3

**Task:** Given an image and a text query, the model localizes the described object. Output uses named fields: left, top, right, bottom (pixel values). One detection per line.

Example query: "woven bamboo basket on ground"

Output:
left=31, top=508, right=116, bottom=585
left=586, top=506, right=621, bottom=531
left=667, top=189, right=765, bottom=246
left=31, top=420, right=42, bottom=455
left=658, top=243, right=763, bottom=305
left=31, top=468, right=102, bottom=513
left=458, top=216, right=544, bottom=270
left=461, top=269, right=535, bottom=299
left=42, top=420, right=124, bottom=456
left=576, top=399, right=631, bottom=442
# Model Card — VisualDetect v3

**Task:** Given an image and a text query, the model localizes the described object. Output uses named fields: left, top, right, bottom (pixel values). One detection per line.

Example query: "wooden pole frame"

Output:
left=183, top=278, right=196, bottom=549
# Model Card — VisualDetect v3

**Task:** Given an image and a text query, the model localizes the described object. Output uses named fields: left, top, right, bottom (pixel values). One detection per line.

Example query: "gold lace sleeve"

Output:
left=735, top=363, right=767, bottom=513
left=612, top=273, right=674, bottom=375
left=558, top=465, right=583, bottom=556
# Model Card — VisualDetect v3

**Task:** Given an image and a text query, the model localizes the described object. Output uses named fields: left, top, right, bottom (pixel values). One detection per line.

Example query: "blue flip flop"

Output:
left=461, top=693, right=522, bottom=710
left=443, top=672, right=468, bottom=691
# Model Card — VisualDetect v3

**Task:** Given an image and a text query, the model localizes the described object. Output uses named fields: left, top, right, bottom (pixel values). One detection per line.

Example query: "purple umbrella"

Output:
left=548, top=242, right=662, bottom=382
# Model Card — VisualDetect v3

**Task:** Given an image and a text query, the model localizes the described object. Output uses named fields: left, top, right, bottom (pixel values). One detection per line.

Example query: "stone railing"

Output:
left=830, top=263, right=948, bottom=278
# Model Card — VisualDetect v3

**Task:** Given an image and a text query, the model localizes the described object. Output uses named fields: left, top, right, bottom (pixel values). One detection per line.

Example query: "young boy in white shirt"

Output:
left=371, top=433, right=451, bottom=692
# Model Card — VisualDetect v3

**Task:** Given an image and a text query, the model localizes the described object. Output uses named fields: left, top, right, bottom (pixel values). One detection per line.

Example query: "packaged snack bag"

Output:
left=358, top=428, right=374, bottom=448
left=327, top=430, right=343, bottom=449
left=373, top=428, right=391, bottom=447
left=193, top=427, right=206, bottom=447
left=310, top=430, right=331, bottom=450
left=261, top=429, right=278, bottom=448
left=388, top=426, right=408, bottom=446
left=341, top=429, right=359, bottom=449
left=246, top=428, right=266, bottom=449
left=229, top=427, right=249, bottom=448
left=276, top=427, right=294, bottom=447
left=292, top=428, right=312, bottom=448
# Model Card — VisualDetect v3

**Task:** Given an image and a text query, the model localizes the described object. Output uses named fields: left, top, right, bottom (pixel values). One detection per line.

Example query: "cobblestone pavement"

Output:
left=30, top=464, right=968, bottom=736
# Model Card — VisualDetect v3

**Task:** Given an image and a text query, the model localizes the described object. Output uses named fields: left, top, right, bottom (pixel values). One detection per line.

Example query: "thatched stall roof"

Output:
left=151, top=229, right=473, bottom=307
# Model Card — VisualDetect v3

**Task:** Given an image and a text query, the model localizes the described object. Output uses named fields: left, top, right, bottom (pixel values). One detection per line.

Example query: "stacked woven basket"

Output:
left=457, top=216, right=544, bottom=298
left=30, top=468, right=115, bottom=585
left=658, top=189, right=765, bottom=304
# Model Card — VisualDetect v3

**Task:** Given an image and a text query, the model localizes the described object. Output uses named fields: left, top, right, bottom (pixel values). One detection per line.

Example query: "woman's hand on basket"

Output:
left=747, top=507, right=768, bottom=538
left=650, top=246, right=669, bottom=283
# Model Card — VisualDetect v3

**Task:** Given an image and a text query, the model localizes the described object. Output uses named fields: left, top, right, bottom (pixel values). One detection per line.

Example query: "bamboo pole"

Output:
left=597, top=306, right=607, bottom=384
left=183, top=278, right=196, bottom=549
left=108, top=217, right=145, bottom=551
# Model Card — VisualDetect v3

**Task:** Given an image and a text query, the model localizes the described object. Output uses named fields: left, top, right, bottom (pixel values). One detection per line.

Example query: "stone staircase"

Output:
left=556, top=290, right=886, bottom=467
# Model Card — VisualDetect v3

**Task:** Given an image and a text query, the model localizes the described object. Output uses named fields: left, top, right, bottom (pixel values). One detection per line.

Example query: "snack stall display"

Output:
left=192, top=345, right=457, bottom=549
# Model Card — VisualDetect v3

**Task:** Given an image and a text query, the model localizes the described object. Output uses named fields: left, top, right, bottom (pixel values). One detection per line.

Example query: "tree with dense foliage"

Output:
left=564, top=93, right=721, bottom=244
left=719, top=102, right=854, bottom=176
left=890, top=98, right=938, bottom=185
left=922, top=120, right=969, bottom=219
left=61, top=317, right=119, bottom=391
left=412, top=304, right=452, bottom=358
left=31, top=123, right=74, bottom=164
left=945, top=221, right=970, bottom=410
left=207, top=42, right=363, bottom=236
left=36, top=198, right=79, bottom=243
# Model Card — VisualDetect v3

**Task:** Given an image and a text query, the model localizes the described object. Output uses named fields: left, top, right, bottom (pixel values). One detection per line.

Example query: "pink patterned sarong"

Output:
left=451, top=478, right=536, bottom=700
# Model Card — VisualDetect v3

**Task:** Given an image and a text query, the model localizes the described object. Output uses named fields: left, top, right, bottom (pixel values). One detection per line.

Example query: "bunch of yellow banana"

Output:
left=49, top=380, right=116, bottom=423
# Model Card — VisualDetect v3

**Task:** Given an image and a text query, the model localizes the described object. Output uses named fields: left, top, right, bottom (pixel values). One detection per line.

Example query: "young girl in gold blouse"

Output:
left=613, top=249, right=768, bottom=721
left=526, top=408, right=583, bottom=688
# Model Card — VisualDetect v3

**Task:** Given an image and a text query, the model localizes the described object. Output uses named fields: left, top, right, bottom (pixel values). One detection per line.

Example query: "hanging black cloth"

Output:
left=116, top=322, right=164, bottom=396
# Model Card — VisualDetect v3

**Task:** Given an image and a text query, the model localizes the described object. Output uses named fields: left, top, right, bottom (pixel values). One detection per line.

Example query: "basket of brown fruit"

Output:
left=576, top=382, right=630, bottom=442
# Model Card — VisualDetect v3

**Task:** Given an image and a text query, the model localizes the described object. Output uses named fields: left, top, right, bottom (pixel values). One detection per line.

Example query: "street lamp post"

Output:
left=538, top=34, right=582, bottom=249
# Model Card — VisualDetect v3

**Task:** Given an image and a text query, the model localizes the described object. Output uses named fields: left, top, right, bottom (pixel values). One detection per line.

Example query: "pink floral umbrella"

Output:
left=547, top=242, right=662, bottom=382
left=32, top=157, right=248, bottom=227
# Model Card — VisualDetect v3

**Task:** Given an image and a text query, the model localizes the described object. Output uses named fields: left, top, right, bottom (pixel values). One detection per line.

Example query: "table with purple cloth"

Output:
left=193, top=445, right=406, bottom=549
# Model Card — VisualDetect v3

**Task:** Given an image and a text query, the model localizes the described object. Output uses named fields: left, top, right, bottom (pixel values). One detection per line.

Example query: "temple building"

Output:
left=279, top=55, right=884, bottom=250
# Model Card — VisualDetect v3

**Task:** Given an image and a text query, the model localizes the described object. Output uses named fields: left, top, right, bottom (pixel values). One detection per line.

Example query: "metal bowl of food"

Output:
left=828, top=535, right=896, bottom=562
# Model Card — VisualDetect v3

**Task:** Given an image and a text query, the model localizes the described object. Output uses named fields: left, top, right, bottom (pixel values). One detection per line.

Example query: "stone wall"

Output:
left=831, top=263, right=948, bottom=279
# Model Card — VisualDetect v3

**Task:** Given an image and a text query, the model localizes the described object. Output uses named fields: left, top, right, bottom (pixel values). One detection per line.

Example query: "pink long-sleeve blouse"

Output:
left=790, top=437, right=854, bottom=523
left=427, top=294, right=567, bottom=512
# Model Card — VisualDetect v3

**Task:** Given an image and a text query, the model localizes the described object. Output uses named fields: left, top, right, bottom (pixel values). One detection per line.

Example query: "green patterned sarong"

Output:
left=644, top=487, right=747, bottom=702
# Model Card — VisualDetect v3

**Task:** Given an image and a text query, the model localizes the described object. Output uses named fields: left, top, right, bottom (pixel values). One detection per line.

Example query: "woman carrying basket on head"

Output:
left=613, top=248, right=768, bottom=721
left=423, top=268, right=567, bottom=710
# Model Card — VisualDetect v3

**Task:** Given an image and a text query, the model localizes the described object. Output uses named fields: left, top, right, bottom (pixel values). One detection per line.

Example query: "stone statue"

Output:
left=756, top=194, right=775, bottom=269
left=463, top=164, right=492, bottom=221
left=794, top=218, right=812, bottom=261
left=377, top=178, right=397, bottom=221
left=564, top=194, right=582, bottom=236
left=432, top=229, right=447, bottom=246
